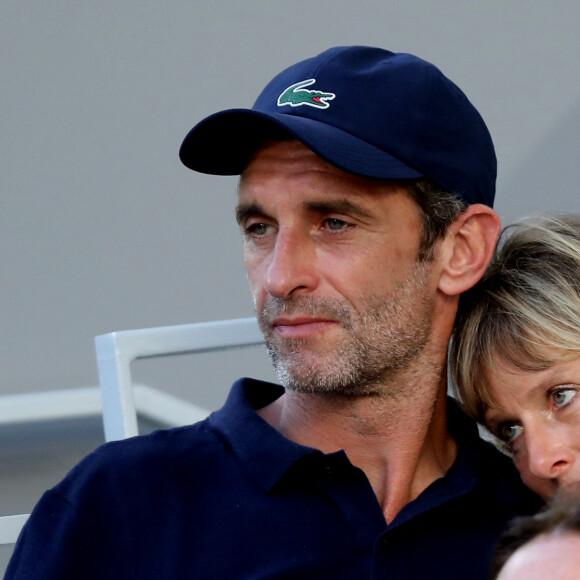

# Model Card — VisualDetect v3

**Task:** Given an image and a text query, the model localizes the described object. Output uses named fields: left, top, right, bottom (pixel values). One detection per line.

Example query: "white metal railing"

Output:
left=1, top=317, right=264, bottom=545
left=95, top=317, right=263, bottom=441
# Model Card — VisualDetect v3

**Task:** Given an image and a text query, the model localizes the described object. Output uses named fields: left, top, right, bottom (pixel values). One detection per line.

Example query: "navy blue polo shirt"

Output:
left=6, top=378, right=542, bottom=579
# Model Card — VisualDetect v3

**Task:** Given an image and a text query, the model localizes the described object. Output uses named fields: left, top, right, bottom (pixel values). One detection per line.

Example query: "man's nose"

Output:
left=525, top=425, right=575, bottom=482
left=264, top=231, right=318, bottom=299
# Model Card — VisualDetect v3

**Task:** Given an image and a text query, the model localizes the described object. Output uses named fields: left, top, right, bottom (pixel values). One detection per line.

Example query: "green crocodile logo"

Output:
left=277, top=79, right=336, bottom=109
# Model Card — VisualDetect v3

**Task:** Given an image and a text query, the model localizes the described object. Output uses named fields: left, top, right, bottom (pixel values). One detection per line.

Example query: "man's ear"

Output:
left=437, top=204, right=501, bottom=296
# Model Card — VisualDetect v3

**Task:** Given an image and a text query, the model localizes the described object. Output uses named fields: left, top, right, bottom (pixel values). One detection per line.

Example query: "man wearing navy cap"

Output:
left=6, top=47, right=542, bottom=579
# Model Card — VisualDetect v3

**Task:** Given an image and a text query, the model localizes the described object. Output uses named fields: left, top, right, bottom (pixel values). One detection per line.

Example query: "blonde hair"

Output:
left=450, top=214, right=580, bottom=422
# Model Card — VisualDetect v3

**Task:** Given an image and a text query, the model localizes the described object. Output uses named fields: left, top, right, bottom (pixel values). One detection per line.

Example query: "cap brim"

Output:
left=179, top=108, right=423, bottom=181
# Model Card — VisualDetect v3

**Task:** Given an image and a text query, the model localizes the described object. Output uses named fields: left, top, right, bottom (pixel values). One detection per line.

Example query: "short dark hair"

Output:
left=491, top=493, right=580, bottom=578
left=405, top=178, right=467, bottom=261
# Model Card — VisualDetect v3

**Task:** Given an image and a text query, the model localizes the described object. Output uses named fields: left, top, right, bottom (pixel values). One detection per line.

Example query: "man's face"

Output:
left=237, top=140, right=439, bottom=397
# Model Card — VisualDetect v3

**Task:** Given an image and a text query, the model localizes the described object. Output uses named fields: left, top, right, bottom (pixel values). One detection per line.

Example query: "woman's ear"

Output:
left=437, top=204, right=501, bottom=296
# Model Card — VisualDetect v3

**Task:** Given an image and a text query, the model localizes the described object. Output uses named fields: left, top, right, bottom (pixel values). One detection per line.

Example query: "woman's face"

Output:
left=484, top=356, right=580, bottom=500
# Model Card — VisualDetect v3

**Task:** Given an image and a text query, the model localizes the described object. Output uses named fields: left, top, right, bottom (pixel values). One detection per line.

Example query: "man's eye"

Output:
left=246, top=223, right=271, bottom=236
left=496, top=422, right=524, bottom=443
left=323, top=218, right=349, bottom=231
left=552, top=388, right=577, bottom=408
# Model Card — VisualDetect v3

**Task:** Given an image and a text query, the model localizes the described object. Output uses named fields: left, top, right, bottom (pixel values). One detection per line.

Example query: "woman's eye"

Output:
left=552, top=388, right=577, bottom=408
left=496, top=422, right=524, bottom=443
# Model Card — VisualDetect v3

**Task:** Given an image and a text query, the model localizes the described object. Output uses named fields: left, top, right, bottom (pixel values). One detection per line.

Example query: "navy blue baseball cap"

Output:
left=180, top=46, right=496, bottom=207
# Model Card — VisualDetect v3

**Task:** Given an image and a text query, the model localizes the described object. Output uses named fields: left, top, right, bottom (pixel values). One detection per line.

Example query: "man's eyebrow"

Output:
left=235, top=198, right=374, bottom=225
left=235, top=203, right=264, bottom=226
left=304, top=199, right=373, bottom=220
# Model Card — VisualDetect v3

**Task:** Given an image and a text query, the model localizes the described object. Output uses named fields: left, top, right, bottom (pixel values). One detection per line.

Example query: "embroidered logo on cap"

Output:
left=277, top=79, right=336, bottom=109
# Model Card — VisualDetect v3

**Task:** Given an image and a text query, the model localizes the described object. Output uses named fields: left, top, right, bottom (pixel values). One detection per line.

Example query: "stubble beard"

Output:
left=257, top=261, right=436, bottom=398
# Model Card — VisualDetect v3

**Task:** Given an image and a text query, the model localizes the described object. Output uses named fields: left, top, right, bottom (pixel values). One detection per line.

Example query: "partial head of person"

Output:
left=451, top=215, right=580, bottom=500
left=492, top=492, right=580, bottom=579
left=180, top=46, right=501, bottom=396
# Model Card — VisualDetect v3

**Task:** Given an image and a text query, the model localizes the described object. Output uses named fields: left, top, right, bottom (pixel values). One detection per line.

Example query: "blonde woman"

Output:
left=451, top=215, right=580, bottom=501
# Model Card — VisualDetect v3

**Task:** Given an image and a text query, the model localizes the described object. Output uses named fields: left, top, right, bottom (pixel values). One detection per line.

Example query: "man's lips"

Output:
left=271, top=317, right=338, bottom=339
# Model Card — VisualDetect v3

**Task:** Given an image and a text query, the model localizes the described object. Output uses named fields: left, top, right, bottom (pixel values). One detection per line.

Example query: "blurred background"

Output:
left=2, top=0, right=580, bottom=571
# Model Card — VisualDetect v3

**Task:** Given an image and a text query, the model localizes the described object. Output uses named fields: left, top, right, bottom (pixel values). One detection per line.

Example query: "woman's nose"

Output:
left=525, top=425, right=575, bottom=483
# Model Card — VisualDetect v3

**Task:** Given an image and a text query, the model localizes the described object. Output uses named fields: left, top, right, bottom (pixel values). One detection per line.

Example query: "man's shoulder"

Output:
left=98, top=419, right=218, bottom=461
left=55, top=419, right=222, bottom=499
left=51, top=378, right=283, bottom=506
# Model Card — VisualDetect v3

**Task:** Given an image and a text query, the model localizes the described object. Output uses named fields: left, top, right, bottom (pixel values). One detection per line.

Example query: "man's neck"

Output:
left=258, top=355, right=457, bottom=523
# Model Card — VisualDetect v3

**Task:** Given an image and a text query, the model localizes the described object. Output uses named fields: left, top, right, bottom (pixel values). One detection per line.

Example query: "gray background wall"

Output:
left=2, top=0, right=580, bottom=572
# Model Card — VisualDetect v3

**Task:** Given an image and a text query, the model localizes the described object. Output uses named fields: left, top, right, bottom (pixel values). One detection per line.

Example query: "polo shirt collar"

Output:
left=208, top=378, right=319, bottom=491
left=208, top=378, right=539, bottom=512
